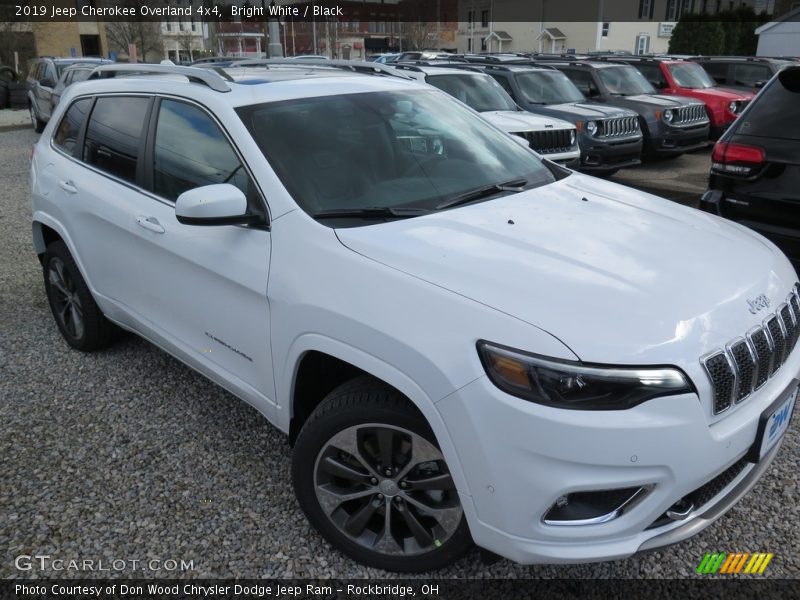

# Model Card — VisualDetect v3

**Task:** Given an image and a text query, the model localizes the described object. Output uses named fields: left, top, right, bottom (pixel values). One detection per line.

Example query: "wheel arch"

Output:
left=32, top=219, right=63, bottom=260
left=283, top=334, right=472, bottom=496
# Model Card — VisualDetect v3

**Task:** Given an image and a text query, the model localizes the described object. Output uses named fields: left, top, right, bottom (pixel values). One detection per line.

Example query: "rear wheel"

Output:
left=43, top=241, right=118, bottom=351
left=292, top=376, right=471, bottom=572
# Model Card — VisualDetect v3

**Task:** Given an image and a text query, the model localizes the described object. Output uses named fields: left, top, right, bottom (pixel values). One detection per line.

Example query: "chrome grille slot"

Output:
left=729, top=339, right=755, bottom=402
left=701, top=285, right=800, bottom=415
left=703, top=352, right=735, bottom=414
left=766, top=316, right=786, bottom=373
left=675, top=104, right=708, bottom=125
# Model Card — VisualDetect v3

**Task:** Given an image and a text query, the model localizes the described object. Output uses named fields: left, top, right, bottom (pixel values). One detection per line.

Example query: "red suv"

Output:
left=606, top=57, right=754, bottom=139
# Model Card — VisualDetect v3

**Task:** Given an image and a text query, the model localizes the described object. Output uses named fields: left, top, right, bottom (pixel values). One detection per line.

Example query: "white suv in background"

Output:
left=390, top=63, right=580, bottom=166
left=30, top=63, right=796, bottom=572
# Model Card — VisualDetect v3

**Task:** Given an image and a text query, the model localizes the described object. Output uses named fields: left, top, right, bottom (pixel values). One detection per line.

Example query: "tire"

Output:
left=43, top=241, right=118, bottom=351
left=292, top=376, right=472, bottom=572
left=30, top=102, right=45, bottom=133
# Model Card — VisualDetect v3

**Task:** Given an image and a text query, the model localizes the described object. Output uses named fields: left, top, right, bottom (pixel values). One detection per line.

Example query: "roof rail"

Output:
left=88, top=64, right=233, bottom=92
left=247, top=58, right=415, bottom=79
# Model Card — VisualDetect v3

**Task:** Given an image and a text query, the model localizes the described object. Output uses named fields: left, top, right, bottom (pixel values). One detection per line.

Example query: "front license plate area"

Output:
left=747, top=382, right=797, bottom=463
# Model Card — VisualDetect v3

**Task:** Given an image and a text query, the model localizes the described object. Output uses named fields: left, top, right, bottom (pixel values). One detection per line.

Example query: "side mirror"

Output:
left=754, top=80, right=766, bottom=89
left=652, top=80, right=667, bottom=89
left=175, top=184, right=257, bottom=226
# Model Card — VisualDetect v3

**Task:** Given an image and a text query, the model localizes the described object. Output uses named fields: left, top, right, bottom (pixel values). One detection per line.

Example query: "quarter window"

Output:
left=733, top=64, right=771, bottom=88
left=83, top=96, right=150, bottom=184
left=53, top=97, right=92, bottom=155
left=153, top=99, right=255, bottom=204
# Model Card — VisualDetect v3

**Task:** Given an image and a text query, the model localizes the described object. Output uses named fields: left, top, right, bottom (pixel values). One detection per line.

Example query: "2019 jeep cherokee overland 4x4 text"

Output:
left=31, top=63, right=797, bottom=572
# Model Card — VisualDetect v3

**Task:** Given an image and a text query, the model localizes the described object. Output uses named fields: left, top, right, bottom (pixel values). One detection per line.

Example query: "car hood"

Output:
left=543, top=102, right=638, bottom=120
left=336, top=174, right=797, bottom=368
left=681, top=86, right=754, bottom=101
left=610, top=94, right=701, bottom=109
left=481, top=110, right=575, bottom=134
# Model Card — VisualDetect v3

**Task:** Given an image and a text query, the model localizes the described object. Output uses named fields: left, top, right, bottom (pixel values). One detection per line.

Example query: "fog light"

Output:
left=543, top=485, right=652, bottom=526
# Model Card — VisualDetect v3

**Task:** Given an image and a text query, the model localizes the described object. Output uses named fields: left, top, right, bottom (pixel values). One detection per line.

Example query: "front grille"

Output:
left=598, top=116, right=639, bottom=138
left=702, top=285, right=800, bottom=415
left=518, top=129, right=574, bottom=154
left=646, top=457, right=749, bottom=530
left=674, top=104, right=708, bottom=125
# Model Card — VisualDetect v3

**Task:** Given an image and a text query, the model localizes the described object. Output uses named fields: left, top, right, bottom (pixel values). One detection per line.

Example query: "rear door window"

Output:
left=737, top=68, right=800, bottom=140
left=53, top=97, right=93, bottom=155
left=733, top=64, right=772, bottom=88
left=83, top=96, right=151, bottom=184
left=701, top=62, right=729, bottom=84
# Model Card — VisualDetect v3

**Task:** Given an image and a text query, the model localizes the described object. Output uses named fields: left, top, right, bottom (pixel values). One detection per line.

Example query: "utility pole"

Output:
left=268, top=1, right=283, bottom=57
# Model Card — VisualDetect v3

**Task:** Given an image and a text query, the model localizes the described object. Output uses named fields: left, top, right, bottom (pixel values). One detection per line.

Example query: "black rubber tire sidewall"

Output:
left=291, top=377, right=472, bottom=572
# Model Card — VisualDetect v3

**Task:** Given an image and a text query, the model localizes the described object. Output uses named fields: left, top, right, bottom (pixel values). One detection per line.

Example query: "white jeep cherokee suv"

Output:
left=30, top=63, right=797, bottom=572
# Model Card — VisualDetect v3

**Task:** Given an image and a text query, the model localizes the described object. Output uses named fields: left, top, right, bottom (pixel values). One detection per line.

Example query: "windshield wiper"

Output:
left=435, top=178, right=529, bottom=211
left=312, top=206, right=430, bottom=220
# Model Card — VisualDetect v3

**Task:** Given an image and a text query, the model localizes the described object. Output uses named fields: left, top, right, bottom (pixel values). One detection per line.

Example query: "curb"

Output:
left=0, top=124, right=32, bottom=133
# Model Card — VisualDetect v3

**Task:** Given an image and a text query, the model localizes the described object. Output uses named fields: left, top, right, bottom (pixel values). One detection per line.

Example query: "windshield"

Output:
left=597, top=66, right=656, bottom=95
left=515, top=71, right=585, bottom=104
left=668, top=63, right=716, bottom=89
left=236, top=89, right=557, bottom=223
left=426, top=73, right=518, bottom=112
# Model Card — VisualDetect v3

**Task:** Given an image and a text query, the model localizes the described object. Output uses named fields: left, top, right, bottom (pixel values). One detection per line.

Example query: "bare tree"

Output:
left=176, top=30, right=196, bottom=61
left=105, top=21, right=165, bottom=61
left=403, top=22, right=437, bottom=51
left=0, top=6, right=35, bottom=70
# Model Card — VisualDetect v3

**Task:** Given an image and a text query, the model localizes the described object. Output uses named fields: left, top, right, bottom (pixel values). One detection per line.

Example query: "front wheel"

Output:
left=292, top=377, right=472, bottom=572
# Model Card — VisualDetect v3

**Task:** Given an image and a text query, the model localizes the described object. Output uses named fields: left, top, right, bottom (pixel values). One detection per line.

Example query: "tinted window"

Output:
left=596, top=66, right=656, bottom=95
left=425, top=73, right=518, bottom=112
left=84, top=96, right=150, bottom=184
left=514, top=71, right=585, bottom=104
left=53, top=98, right=92, bottom=155
left=237, top=90, right=556, bottom=221
left=493, top=74, right=516, bottom=98
left=732, top=64, right=772, bottom=87
left=153, top=99, right=256, bottom=203
left=737, top=68, right=800, bottom=140
left=633, top=64, right=666, bottom=86
left=560, top=70, right=599, bottom=97
left=701, top=62, right=729, bottom=83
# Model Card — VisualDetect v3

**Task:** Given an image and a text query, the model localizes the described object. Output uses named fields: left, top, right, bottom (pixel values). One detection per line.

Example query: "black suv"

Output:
left=700, top=66, right=800, bottom=264
left=467, top=63, right=643, bottom=175
left=27, top=57, right=111, bottom=132
left=534, top=60, right=710, bottom=157
left=692, top=56, right=792, bottom=93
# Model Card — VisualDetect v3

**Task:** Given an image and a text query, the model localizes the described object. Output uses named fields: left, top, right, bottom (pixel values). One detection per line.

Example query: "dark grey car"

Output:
left=51, top=64, right=97, bottom=112
left=539, top=61, right=710, bottom=158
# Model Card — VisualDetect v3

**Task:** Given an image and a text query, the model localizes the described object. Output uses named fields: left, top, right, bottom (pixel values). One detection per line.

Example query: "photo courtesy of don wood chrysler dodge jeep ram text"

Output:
left=30, top=63, right=796, bottom=572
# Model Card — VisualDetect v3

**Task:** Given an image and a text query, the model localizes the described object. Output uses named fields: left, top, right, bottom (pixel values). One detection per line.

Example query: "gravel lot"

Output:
left=1, top=128, right=798, bottom=579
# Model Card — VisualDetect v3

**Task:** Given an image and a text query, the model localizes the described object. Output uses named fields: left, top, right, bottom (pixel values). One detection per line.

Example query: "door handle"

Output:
left=58, top=179, right=77, bottom=194
left=136, top=215, right=165, bottom=234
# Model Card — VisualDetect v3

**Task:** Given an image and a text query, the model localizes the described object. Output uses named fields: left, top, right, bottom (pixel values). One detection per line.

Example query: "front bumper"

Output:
left=436, top=350, right=798, bottom=564
left=648, top=123, right=710, bottom=156
left=577, top=135, right=642, bottom=172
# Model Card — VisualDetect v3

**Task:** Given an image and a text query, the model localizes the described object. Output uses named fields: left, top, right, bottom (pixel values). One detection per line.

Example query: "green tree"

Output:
left=669, top=14, right=724, bottom=55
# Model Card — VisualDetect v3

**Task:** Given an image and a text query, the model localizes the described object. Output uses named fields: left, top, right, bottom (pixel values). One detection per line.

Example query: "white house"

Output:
left=756, top=7, right=800, bottom=56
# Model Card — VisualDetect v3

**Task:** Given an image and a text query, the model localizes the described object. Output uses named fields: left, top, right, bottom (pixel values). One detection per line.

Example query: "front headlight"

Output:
left=477, top=341, right=694, bottom=410
left=728, top=100, right=738, bottom=114
left=569, top=129, right=576, bottom=145
left=586, top=120, right=598, bottom=136
left=663, top=109, right=674, bottom=123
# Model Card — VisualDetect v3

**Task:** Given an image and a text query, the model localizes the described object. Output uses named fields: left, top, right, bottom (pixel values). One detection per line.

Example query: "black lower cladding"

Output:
left=646, top=457, right=749, bottom=530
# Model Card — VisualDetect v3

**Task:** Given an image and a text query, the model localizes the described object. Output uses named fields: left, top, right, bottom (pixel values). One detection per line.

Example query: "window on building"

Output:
left=467, top=37, right=472, bottom=52
left=601, top=22, right=610, bottom=37
left=166, top=22, right=172, bottom=32
left=638, top=0, right=654, bottom=19
left=179, top=18, right=184, bottom=31
left=635, top=33, right=651, bottom=54
left=467, top=10, right=474, bottom=25
left=481, top=37, right=487, bottom=51
left=481, top=10, right=489, bottom=27
left=665, top=0, right=678, bottom=20
left=83, top=96, right=150, bottom=185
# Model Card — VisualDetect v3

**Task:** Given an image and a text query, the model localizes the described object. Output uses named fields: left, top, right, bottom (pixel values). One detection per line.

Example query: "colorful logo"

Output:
left=696, top=552, right=774, bottom=574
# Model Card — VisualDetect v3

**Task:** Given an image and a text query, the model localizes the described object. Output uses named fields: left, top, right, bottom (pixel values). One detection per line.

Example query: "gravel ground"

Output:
left=1, top=129, right=798, bottom=580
